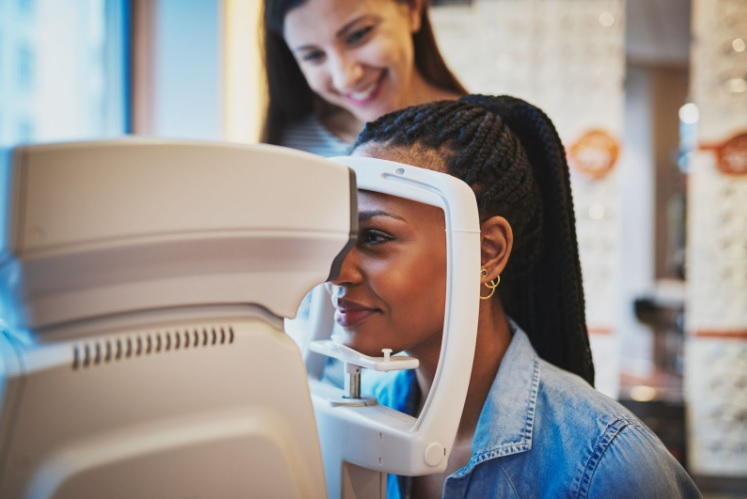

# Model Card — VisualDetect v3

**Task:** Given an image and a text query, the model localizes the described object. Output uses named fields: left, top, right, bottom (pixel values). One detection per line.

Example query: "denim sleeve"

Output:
left=582, top=419, right=702, bottom=499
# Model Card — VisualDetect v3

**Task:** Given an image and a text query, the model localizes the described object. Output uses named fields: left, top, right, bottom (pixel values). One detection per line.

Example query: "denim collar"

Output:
left=451, top=322, right=540, bottom=478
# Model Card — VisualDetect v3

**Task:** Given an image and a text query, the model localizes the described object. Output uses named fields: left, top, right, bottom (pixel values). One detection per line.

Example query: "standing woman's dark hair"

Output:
left=354, top=94, right=594, bottom=385
left=261, top=0, right=467, bottom=145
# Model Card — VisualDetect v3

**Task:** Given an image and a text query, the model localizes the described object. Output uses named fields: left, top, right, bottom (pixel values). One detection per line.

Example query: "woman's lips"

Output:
left=344, top=72, right=385, bottom=106
left=334, top=299, right=378, bottom=328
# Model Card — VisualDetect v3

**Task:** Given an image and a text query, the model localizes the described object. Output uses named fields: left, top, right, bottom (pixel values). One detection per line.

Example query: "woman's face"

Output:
left=328, top=190, right=447, bottom=359
left=283, top=0, right=422, bottom=123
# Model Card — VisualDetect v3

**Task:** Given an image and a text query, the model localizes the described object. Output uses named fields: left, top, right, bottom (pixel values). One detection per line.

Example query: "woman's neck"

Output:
left=409, top=303, right=510, bottom=491
left=319, top=107, right=361, bottom=144
left=415, top=303, right=511, bottom=442
left=459, top=310, right=511, bottom=439
left=407, top=70, right=464, bottom=108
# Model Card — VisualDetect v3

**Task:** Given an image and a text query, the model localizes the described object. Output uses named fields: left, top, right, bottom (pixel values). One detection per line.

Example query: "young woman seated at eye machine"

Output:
left=329, top=94, right=702, bottom=499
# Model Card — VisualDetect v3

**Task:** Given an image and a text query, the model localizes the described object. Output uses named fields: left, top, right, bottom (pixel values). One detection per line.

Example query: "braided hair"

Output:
left=353, top=95, right=594, bottom=386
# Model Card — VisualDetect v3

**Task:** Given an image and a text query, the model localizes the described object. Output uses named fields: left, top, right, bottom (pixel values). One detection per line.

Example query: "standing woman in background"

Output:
left=261, top=0, right=467, bottom=156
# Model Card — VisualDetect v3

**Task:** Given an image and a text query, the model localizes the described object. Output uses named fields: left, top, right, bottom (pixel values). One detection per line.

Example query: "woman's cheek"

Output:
left=301, top=67, right=327, bottom=94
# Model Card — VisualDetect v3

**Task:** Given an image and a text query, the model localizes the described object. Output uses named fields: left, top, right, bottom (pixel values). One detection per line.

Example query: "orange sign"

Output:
left=701, top=131, right=747, bottom=176
left=567, top=129, right=620, bottom=180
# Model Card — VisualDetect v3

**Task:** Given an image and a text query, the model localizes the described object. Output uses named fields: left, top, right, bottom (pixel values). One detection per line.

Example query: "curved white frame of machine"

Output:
left=306, top=156, right=482, bottom=499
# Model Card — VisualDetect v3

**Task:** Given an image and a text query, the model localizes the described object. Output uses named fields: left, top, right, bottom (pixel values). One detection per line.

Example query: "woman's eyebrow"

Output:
left=359, top=210, right=405, bottom=222
left=292, top=16, right=370, bottom=53
left=337, top=15, right=373, bottom=39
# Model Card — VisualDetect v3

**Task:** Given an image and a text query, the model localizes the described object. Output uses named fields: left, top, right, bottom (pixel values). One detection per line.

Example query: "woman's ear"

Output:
left=407, top=0, right=424, bottom=33
left=480, top=216, right=513, bottom=282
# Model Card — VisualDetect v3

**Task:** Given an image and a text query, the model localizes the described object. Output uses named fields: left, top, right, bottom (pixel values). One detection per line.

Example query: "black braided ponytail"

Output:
left=353, top=94, right=594, bottom=386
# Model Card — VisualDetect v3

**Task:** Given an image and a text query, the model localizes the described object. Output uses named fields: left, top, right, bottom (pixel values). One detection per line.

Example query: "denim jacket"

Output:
left=370, top=324, right=701, bottom=499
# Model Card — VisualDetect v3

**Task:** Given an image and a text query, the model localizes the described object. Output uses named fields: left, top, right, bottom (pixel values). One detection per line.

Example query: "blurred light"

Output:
left=599, top=11, right=615, bottom=27
left=629, top=385, right=657, bottom=402
left=733, top=38, right=746, bottom=53
left=679, top=102, right=699, bottom=124
left=726, top=78, right=747, bottom=94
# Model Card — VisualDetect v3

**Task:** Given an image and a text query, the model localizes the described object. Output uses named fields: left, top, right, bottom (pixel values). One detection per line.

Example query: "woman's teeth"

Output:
left=350, top=82, right=377, bottom=101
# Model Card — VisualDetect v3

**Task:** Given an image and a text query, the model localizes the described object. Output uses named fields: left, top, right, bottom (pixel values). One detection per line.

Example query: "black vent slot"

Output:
left=72, top=326, right=235, bottom=370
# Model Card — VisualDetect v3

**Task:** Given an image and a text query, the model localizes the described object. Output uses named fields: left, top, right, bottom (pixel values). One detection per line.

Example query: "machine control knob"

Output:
left=424, top=442, right=445, bottom=467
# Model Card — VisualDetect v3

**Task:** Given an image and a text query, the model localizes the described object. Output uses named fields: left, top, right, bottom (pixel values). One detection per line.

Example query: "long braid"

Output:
left=464, top=95, right=592, bottom=385
left=354, top=95, right=594, bottom=386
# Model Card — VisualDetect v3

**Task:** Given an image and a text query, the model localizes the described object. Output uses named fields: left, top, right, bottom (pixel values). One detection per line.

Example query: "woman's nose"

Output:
left=328, top=52, right=364, bottom=92
left=329, top=246, right=362, bottom=287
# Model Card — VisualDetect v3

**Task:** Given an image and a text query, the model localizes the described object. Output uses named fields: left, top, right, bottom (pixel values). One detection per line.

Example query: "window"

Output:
left=16, top=44, right=33, bottom=90
left=17, top=0, right=34, bottom=16
left=16, top=116, right=32, bottom=143
left=0, top=0, right=129, bottom=147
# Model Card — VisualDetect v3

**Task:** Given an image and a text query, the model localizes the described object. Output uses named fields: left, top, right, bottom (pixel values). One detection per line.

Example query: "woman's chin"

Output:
left=349, top=100, right=395, bottom=126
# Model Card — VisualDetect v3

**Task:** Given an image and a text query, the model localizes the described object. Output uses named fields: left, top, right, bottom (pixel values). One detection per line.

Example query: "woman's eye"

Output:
left=345, top=26, right=373, bottom=46
left=301, top=50, right=325, bottom=63
left=361, top=229, right=392, bottom=246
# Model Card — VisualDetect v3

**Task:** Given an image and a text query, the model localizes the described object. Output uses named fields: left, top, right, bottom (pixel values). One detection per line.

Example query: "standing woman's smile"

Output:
left=283, top=0, right=458, bottom=128
left=262, top=0, right=466, bottom=153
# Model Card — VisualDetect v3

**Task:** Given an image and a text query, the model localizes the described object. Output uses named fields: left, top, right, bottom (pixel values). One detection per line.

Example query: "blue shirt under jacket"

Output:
left=369, top=323, right=701, bottom=499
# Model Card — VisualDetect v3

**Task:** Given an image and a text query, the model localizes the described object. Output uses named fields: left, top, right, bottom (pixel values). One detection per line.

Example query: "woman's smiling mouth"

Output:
left=334, top=298, right=379, bottom=328
left=344, top=72, right=385, bottom=105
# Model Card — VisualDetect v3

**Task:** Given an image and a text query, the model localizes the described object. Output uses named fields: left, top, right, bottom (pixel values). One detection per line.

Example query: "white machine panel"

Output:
left=0, top=139, right=355, bottom=330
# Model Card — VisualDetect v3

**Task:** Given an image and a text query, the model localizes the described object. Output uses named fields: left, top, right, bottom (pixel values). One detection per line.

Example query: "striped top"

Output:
left=280, top=114, right=354, bottom=158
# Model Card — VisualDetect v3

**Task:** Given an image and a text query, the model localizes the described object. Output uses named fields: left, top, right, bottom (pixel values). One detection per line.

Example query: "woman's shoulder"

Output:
left=534, top=360, right=700, bottom=497
left=580, top=418, right=702, bottom=498
left=537, top=359, right=635, bottom=422
left=535, top=359, right=658, bottom=458
left=280, top=114, right=352, bottom=158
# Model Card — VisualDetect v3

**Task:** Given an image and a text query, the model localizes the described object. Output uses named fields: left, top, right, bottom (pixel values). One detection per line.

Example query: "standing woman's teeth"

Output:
left=350, top=82, right=377, bottom=100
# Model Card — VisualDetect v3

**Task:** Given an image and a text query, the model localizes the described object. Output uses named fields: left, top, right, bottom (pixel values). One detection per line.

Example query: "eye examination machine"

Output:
left=0, top=139, right=481, bottom=498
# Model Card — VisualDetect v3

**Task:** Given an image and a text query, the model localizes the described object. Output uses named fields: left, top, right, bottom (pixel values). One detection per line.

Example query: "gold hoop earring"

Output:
left=479, top=269, right=500, bottom=300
